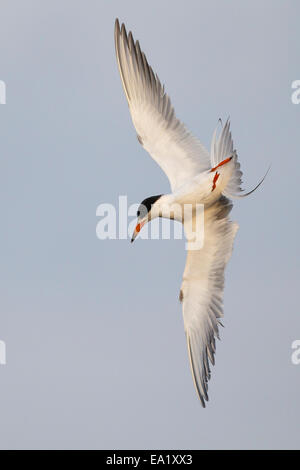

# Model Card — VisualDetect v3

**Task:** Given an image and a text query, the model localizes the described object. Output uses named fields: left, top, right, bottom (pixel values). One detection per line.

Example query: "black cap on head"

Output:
left=137, top=195, right=162, bottom=218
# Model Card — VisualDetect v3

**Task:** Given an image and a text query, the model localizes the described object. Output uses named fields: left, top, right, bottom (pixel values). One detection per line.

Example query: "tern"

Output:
left=114, top=19, right=267, bottom=406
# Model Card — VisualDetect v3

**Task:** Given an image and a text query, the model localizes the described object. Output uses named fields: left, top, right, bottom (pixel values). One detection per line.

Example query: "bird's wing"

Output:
left=180, top=197, right=238, bottom=406
left=114, top=19, right=210, bottom=192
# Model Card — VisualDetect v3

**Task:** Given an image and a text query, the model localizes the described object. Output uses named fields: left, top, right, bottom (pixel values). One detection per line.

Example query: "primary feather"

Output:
left=115, top=19, right=211, bottom=192
left=181, top=197, right=238, bottom=406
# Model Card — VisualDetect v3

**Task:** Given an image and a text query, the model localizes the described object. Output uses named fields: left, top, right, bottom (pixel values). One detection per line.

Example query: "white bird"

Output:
left=114, top=19, right=266, bottom=406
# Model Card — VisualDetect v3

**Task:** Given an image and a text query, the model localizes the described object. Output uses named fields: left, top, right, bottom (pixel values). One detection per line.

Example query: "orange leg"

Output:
left=211, top=171, right=220, bottom=191
left=210, top=156, right=233, bottom=173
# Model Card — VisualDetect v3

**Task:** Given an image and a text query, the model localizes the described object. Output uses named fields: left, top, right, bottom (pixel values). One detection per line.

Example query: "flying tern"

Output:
left=114, top=19, right=266, bottom=406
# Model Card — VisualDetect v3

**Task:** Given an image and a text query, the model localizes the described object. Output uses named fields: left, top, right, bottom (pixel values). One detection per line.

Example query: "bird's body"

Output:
left=142, top=164, right=233, bottom=224
left=114, top=19, right=266, bottom=406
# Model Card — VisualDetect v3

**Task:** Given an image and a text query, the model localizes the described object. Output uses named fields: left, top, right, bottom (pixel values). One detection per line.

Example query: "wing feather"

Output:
left=181, top=197, right=238, bottom=406
left=115, top=19, right=210, bottom=191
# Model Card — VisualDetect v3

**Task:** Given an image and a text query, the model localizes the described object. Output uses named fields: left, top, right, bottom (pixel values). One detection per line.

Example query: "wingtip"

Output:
left=128, top=30, right=134, bottom=44
left=115, top=18, right=129, bottom=40
left=186, top=334, right=210, bottom=408
left=115, top=18, right=120, bottom=33
left=121, top=21, right=126, bottom=36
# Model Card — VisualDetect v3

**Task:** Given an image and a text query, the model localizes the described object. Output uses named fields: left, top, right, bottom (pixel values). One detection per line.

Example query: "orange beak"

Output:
left=131, top=220, right=146, bottom=243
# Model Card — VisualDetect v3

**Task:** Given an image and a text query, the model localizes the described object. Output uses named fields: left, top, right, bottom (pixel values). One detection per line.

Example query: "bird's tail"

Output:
left=210, top=118, right=269, bottom=199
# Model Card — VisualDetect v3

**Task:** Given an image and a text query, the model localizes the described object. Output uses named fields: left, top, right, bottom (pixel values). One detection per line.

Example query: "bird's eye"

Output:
left=137, top=210, right=140, bottom=217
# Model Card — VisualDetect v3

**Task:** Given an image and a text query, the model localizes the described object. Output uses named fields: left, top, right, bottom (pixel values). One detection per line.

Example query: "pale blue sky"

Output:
left=0, top=0, right=299, bottom=449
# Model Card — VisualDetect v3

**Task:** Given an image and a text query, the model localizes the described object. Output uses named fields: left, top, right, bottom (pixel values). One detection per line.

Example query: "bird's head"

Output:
left=131, top=195, right=163, bottom=243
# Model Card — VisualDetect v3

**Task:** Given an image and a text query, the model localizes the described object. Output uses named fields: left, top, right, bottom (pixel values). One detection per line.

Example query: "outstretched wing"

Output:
left=180, top=197, right=238, bottom=406
left=114, top=19, right=210, bottom=191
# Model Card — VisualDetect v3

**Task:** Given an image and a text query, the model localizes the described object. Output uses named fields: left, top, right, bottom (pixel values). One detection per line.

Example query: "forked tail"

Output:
left=210, top=118, right=270, bottom=199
